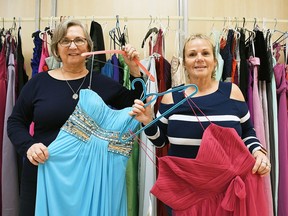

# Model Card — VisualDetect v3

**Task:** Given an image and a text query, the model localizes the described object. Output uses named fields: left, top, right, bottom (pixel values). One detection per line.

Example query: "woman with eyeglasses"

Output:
left=7, top=19, right=144, bottom=216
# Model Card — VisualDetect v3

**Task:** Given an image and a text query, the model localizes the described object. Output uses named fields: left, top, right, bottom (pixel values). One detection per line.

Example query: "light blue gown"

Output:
left=35, top=89, right=139, bottom=216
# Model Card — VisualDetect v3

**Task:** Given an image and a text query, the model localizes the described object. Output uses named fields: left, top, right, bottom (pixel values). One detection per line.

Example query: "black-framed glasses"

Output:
left=59, top=37, right=87, bottom=47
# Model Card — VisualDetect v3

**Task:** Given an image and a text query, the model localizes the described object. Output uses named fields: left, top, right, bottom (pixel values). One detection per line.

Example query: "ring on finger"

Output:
left=261, top=160, right=267, bottom=164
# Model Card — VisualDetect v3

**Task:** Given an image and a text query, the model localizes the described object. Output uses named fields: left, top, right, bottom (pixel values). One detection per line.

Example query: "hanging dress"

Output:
left=220, top=29, right=234, bottom=82
left=86, top=20, right=106, bottom=72
left=0, top=36, right=8, bottom=214
left=2, top=36, right=19, bottom=216
left=212, top=30, right=224, bottom=82
left=265, top=33, right=278, bottom=212
left=238, top=28, right=249, bottom=100
left=248, top=56, right=273, bottom=215
left=38, top=32, right=49, bottom=73
left=273, top=61, right=288, bottom=216
left=35, top=89, right=139, bottom=216
left=150, top=123, right=269, bottom=216
left=150, top=28, right=171, bottom=216
left=31, top=31, right=42, bottom=77
left=139, top=56, right=158, bottom=216
left=16, top=26, right=28, bottom=96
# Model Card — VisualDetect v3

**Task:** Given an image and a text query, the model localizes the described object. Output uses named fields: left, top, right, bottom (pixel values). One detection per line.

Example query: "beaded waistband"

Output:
left=61, top=106, right=134, bottom=157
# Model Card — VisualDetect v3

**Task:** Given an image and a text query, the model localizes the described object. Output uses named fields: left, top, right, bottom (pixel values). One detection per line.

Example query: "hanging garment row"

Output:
left=0, top=17, right=287, bottom=216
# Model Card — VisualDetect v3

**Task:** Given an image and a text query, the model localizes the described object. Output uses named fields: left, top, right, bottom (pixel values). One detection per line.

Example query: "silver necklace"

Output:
left=61, top=68, right=87, bottom=100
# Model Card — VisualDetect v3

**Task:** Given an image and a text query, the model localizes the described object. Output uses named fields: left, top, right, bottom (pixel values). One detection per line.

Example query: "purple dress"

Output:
left=248, top=56, right=273, bottom=215
left=273, top=62, right=288, bottom=216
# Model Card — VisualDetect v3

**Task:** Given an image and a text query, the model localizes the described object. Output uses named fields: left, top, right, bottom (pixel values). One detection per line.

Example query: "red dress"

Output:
left=151, top=123, right=269, bottom=216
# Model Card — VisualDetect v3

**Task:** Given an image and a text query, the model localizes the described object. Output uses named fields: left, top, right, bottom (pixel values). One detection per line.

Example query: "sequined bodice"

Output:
left=62, top=105, right=135, bottom=157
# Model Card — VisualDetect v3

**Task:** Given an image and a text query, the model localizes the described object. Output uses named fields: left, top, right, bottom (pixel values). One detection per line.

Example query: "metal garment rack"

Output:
left=1, top=0, right=288, bottom=52
left=0, top=0, right=287, bottom=32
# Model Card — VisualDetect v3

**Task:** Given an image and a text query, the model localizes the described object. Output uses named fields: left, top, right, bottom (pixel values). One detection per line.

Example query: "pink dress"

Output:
left=151, top=123, right=269, bottom=216
left=274, top=62, right=288, bottom=216
left=38, top=32, right=50, bottom=73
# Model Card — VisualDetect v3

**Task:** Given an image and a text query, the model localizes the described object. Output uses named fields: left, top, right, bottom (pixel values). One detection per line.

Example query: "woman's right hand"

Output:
left=26, top=143, right=49, bottom=166
left=129, top=97, right=154, bottom=126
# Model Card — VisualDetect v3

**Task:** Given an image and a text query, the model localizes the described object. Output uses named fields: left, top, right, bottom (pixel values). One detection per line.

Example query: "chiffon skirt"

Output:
left=35, top=89, right=139, bottom=216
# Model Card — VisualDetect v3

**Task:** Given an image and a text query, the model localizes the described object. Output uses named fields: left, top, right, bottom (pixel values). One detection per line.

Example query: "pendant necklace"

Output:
left=61, top=67, right=87, bottom=100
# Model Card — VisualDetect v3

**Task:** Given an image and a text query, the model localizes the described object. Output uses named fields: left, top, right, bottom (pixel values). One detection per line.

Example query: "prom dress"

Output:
left=35, top=89, right=139, bottom=216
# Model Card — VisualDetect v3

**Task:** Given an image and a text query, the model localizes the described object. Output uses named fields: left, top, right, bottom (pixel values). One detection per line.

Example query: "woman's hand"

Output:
left=252, top=150, right=271, bottom=177
left=26, top=143, right=49, bottom=166
left=129, top=97, right=154, bottom=125
left=122, top=44, right=141, bottom=77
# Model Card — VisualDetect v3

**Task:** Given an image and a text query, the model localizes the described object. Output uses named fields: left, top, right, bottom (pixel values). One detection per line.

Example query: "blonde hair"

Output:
left=182, top=34, right=218, bottom=79
left=50, top=19, right=93, bottom=62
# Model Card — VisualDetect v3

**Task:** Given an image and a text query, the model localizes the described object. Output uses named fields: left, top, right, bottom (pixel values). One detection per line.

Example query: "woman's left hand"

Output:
left=122, top=44, right=141, bottom=77
left=252, top=150, right=271, bottom=177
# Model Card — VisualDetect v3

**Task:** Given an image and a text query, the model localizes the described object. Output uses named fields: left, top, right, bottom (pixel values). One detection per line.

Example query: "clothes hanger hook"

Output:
left=223, top=17, right=227, bottom=28
left=242, top=17, right=246, bottom=28
left=116, top=15, right=120, bottom=28
left=273, top=18, right=277, bottom=32
left=18, top=17, right=21, bottom=28
left=234, top=17, right=238, bottom=29
left=148, top=15, right=152, bottom=28
left=211, top=17, right=215, bottom=30
left=167, top=16, right=170, bottom=30
left=130, top=78, right=147, bottom=98
left=49, top=16, right=54, bottom=29
left=253, top=18, right=257, bottom=29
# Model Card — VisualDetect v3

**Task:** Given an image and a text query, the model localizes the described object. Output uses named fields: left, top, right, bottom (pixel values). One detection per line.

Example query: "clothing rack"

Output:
left=187, top=17, right=288, bottom=23
left=1, top=16, right=288, bottom=25
left=2, top=15, right=287, bottom=52
left=2, top=15, right=287, bottom=51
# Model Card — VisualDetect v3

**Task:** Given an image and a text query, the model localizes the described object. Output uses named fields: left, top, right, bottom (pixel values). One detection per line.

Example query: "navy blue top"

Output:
left=145, top=82, right=264, bottom=159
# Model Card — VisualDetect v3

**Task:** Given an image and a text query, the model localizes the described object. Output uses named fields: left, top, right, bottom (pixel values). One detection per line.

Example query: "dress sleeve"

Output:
left=144, top=104, right=171, bottom=147
left=238, top=102, right=266, bottom=154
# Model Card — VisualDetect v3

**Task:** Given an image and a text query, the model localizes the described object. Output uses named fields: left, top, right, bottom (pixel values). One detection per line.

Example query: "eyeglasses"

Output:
left=59, top=37, right=87, bottom=47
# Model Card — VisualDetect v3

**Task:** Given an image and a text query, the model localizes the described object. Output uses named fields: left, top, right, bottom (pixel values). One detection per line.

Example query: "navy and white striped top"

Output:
left=144, top=82, right=264, bottom=159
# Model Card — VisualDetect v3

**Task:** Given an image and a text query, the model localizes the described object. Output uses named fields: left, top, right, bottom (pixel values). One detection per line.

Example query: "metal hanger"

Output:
left=118, top=78, right=198, bottom=143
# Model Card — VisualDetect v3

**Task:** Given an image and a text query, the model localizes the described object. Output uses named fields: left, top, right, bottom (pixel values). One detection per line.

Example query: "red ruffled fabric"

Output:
left=150, top=123, right=269, bottom=216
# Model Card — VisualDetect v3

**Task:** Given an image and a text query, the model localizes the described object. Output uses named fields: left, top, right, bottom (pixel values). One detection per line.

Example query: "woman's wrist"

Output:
left=129, top=66, right=141, bottom=77
left=142, top=118, right=153, bottom=126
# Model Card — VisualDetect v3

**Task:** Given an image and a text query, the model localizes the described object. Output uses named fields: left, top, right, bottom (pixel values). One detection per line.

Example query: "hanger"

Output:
left=243, top=27, right=256, bottom=43
left=141, top=27, right=158, bottom=48
left=272, top=20, right=288, bottom=45
left=118, top=78, right=198, bottom=143
left=0, top=18, right=5, bottom=37
left=109, top=15, right=125, bottom=49
left=162, top=16, right=170, bottom=36
left=141, top=16, right=159, bottom=48
left=7, top=17, right=17, bottom=43
left=253, top=18, right=260, bottom=31
left=120, top=17, right=129, bottom=46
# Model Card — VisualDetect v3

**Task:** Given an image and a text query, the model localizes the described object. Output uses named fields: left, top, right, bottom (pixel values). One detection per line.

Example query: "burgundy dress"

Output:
left=151, top=123, right=269, bottom=216
left=0, top=34, right=7, bottom=215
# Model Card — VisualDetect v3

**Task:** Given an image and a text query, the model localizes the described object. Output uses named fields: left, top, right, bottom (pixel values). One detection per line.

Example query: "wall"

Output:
left=0, top=0, right=287, bottom=76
